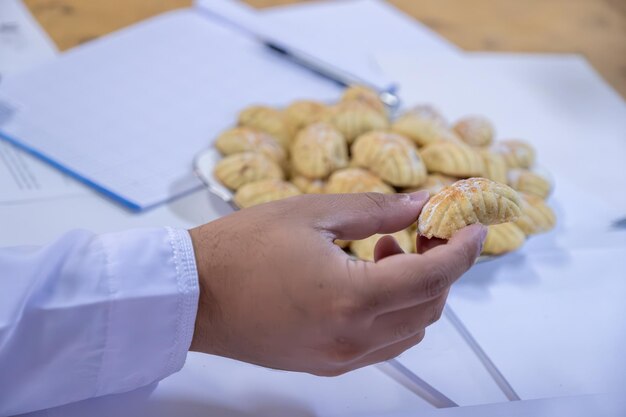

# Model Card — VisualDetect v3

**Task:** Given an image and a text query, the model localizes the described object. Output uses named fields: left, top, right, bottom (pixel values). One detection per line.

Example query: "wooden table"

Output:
left=24, top=0, right=626, bottom=98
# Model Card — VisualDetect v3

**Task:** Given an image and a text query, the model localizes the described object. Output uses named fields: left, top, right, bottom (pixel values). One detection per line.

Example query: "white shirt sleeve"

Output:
left=0, top=227, right=199, bottom=416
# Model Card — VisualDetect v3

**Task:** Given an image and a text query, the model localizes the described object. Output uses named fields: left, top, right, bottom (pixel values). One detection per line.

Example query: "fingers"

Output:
left=357, top=224, right=487, bottom=313
left=418, top=224, right=487, bottom=273
left=300, top=191, right=429, bottom=241
left=366, top=292, right=448, bottom=349
left=312, top=327, right=427, bottom=377
left=342, top=292, right=447, bottom=356
left=374, top=235, right=405, bottom=261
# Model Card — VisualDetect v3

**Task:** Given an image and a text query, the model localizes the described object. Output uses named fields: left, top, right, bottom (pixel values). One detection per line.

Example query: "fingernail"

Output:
left=409, top=190, right=430, bottom=202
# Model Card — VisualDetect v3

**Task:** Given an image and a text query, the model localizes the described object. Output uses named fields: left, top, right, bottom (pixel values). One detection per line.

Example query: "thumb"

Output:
left=302, top=191, right=430, bottom=241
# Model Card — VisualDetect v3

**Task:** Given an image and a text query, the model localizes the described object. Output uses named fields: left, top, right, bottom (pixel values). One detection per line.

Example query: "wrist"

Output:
left=188, top=225, right=217, bottom=354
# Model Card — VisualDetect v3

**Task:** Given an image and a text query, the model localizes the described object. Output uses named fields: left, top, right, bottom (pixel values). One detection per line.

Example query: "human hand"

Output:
left=188, top=192, right=486, bottom=376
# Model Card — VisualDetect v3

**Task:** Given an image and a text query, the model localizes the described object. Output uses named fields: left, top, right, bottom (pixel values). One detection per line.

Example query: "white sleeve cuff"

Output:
left=95, top=227, right=199, bottom=396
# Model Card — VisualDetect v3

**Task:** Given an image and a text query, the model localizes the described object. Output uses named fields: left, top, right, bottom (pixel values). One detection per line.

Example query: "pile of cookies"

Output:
left=212, top=86, right=556, bottom=260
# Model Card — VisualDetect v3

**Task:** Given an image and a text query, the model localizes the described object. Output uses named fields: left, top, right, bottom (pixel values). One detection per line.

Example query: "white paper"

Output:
left=375, top=52, right=626, bottom=212
left=196, top=0, right=459, bottom=92
left=395, top=315, right=508, bottom=406
left=0, top=0, right=57, bottom=78
left=0, top=140, right=86, bottom=203
left=0, top=9, right=341, bottom=211
left=0, top=0, right=85, bottom=204
left=364, top=392, right=626, bottom=417
left=22, top=353, right=431, bottom=417
left=0, top=187, right=226, bottom=247
left=375, top=51, right=626, bottom=399
left=448, top=245, right=626, bottom=400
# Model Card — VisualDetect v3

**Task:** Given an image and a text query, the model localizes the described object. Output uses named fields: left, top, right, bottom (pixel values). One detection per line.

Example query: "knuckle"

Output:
left=455, top=242, right=477, bottom=271
left=329, top=292, right=376, bottom=325
left=393, top=321, right=414, bottom=340
left=427, top=305, right=444, bottom=326
left=362, top=192, right=389, bottom=212
left=332, top=298, right=366, bottom=323
left=361, top=193, right=388, bottom=231
left=325, top=337, right=365, bottom=364
left=424, top=265, right=451, bottom=298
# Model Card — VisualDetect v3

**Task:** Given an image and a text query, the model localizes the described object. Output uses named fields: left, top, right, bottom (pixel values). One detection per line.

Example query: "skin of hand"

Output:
left=188, top=191, right=486, bottom=376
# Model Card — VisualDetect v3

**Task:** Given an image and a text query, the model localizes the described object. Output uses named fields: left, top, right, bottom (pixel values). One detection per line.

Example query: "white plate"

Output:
left=194, top=147, right=239, bottom=211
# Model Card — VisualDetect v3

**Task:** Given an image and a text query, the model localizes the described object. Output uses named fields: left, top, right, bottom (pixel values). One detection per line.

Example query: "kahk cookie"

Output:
left=325, top=168, right=394, bottom=194
left=479, top=149, right=508, bottom=184
left=290, top=123, right=348, bottom=179
left=291, top=175, right=326, bottom=194
left=351, top=131, right=427, bottom=187
left=285, top=100, right=329, bottom=131
left=453, top=116, right=494, bottom=147
left=341, top=85, right=387, bottom=116
left=214, top=152, right=283, bottom=190
left=418, top=178, right=521, bottom=239
left=215, top=127, right=286, bottom=166
left=482, top=222, right=526, bottom=255
left=508, top=169, right=551, bottom=199
left=420, top=142, right=485, bottom=177
left=325, top=101, right=389, bottom=143
left=238, top=106, right=295, bottom=149
left=350, top=230, right=414, bottom=261
left=391, top=105, right=459, bottom=147
left=514, top=193, right=556, bottom=235
left=234, top=179, right=301, bottom=208
left=492, top=140, right=535, bottom=169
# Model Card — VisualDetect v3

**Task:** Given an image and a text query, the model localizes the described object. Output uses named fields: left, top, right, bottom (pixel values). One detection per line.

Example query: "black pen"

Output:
left=263, top=39, right=401, bottom=113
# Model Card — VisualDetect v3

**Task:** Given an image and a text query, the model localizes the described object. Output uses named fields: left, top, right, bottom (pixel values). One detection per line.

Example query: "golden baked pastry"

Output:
left=514, top=193, right=556, bottom=235
left=290, top=122, right=348, bottom=179
left=391, top=105, right=459, bottom=147
left=238, top=106, right=295, bottom=149
left=285, top=100, right=329, bottom=131
left=214, top=152, right=283, bottom=190
left=234, top=179, right=301, bottom=208
left=291, top=175, right=325, bottom=194
left=491, top=140, right=535, bottom=169
left=335, top=239, right=350, bottom=249
left=405, top=226, right=419, bottom=253
left=215, top=127, right=286, bottom=166
left=508, top=169, right=551, bottom=199
left=350, top=230, right=414, bottom=261
left=479, top=149, right=508, bottom=184
left=418, top=178, right=522, bottom=239
left=341, top=85, right=387, bottom=116
left=453, top=116, right=494, bottom=147
left=325, top=168, right=395, bottom=194
left=482, top=223, right=526, bottom=255
left=325, top=100, right=389, bottom=144
left=403, top=174, right=456, bottom=196
left=351, top=131, right=427, bottom=187
left=420, top=142, right=485, bottom=177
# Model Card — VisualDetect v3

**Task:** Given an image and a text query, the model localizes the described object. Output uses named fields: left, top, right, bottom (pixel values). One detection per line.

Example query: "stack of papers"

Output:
left=0, top=0, right=458, bottom=211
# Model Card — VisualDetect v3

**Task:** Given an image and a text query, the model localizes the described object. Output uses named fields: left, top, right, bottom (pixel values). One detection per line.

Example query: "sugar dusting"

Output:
left=419, top=178, right=487, bottom=235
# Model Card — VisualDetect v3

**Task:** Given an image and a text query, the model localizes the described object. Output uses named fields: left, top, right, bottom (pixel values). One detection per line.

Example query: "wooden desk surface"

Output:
left=24, top=0, right=626, bottom=98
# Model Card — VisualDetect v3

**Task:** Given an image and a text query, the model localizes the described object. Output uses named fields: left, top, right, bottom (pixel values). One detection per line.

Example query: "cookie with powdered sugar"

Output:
left=418, top=178, right=521, bottom=239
